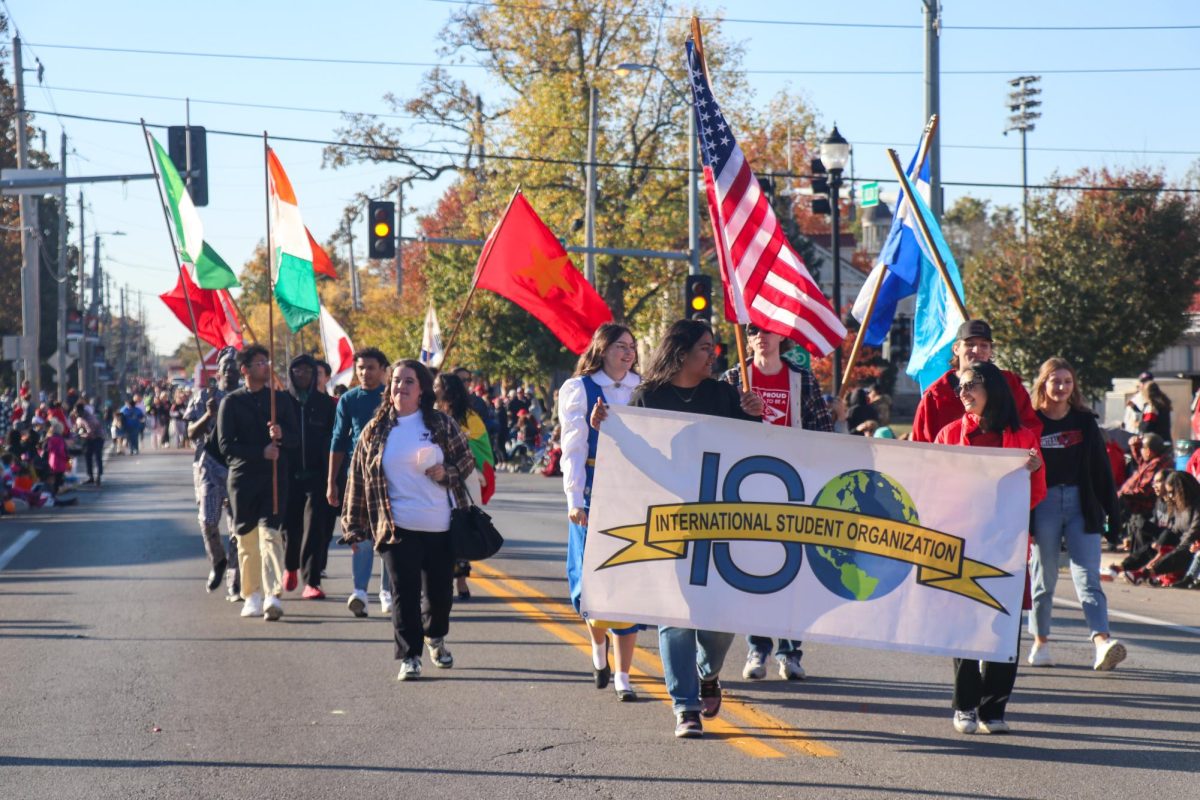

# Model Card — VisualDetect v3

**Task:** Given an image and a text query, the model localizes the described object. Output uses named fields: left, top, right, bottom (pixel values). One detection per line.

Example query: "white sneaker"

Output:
left=1027, top=641, right=1054, bottom=667
left=426, top=637, right=454, bottom=668
left=742, top=650, right=767, bottom=680
left=1094, top=637, right=1127, bottom=671
left=778, top=654, right=807, bottom=681
left=978, top=718, right=1011, bottom=734
left=347, top=590, right=368, bottom=618
left=953, top=709, right=978, bottom=734
left=380, top=590, right=394, bottom=614
left=397, top=657, right=422, bottom=681
left=263, top=595, right=283, bottom=621
left=240, top=592, right=264, bottom=617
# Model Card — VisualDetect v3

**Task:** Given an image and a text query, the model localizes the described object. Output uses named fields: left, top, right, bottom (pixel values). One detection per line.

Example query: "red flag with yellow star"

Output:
left=473, top=190, right=613, bottom=353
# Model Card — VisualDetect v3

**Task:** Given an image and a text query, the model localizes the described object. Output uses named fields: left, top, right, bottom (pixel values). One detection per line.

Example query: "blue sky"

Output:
left=7, top=0, right=1199, bottom=355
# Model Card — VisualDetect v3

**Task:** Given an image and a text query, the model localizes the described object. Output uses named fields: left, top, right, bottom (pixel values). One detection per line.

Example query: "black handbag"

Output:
left=448, top=491, right=504, bottom=561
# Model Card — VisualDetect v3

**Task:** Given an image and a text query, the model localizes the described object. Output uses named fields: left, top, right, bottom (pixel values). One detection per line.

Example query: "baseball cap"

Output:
left=1138, top=371, right=1155, bottom=383
left=956, top=319, right=993, bottom=342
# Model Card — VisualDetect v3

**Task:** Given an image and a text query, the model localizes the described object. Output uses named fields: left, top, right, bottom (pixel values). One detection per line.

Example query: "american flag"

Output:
left=686, top=40, right=846, bottom=357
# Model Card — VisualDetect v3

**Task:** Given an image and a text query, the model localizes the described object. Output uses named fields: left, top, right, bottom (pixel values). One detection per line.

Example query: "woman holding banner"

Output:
left=618, top=319, right=763, bottom=738
left=559, top=323, right=643, bottom=702
left=935, top=360, right=1045, bottom=735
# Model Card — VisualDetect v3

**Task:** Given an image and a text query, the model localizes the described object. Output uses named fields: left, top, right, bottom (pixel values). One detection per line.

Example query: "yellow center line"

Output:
left=471, top=561, right=838, bottom=758
left=470, top=573, right=782, bottom=758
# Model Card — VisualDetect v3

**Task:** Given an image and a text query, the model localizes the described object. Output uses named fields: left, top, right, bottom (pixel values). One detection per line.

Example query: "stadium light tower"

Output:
left=1005, top=75, right=1042, bottom=240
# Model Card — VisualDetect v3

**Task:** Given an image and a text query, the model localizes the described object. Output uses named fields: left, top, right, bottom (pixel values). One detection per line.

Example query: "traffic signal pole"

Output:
left=14, top=35, right=41, bottom=400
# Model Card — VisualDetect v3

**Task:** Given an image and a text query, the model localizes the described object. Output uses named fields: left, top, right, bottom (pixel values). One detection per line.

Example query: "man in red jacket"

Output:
left=911, top=320, right=1040, bottom=443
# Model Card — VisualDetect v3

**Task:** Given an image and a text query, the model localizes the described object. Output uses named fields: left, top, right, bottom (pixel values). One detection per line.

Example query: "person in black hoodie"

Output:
left=283, top=354, right=339, bottom=599
left=217, top=345, right=299, bottom=621
left=1027, top=357, right=1127, bottom=672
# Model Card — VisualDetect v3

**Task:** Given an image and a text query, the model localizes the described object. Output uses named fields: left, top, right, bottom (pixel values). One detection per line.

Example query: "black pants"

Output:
left=84, top=439, right=104, bottom=480
left=379, top=529, right=454, bottom=661
left=952, top=656, right=1018, bottom=721
left=284, top=478, right=335, bottom=587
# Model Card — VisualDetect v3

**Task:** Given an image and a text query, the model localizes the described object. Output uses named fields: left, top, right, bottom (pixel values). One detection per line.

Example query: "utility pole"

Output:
left=584, top=86, right=598, bottom=286
left=923, top=1, right=942, bottom=221
left=77, top=192, right=87, bottom=395
left=118, top=286, right=128, bottom=391
left=395, top=182, right=403, bottom=295
left=347, top=219, right=361, bottom=311
left=1005, top=75, right=1042, bottom=241
left=14, top=35, right=41, bottom=399
left=56, top=131, right=68, bottom=397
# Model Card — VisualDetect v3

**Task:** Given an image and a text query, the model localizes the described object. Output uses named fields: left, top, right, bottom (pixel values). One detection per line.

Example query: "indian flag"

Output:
left=147, top=132, right=239, bottom=289
left=267, top=148, right=321, bottom=331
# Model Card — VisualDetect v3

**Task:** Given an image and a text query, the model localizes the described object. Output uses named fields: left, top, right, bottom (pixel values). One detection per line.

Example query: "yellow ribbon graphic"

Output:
left=598, top=502, right=1012, bottom=612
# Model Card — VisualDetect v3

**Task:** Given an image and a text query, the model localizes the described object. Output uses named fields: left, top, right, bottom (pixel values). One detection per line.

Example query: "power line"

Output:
left=42, top=83, right=1200, bottom=159
left=24, top=41, right=1200, bottom=76
left=26, top=107, right=1200, bottom=194
left=429, top=0, right=1200, bottom=31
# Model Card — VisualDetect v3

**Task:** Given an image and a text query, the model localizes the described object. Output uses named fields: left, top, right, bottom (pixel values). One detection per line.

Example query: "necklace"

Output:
left=669, top=383, right=700, bottom=404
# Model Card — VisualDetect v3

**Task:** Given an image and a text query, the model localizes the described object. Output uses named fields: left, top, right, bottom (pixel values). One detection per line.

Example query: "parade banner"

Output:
left=580, top=407, right=1030, bottom=661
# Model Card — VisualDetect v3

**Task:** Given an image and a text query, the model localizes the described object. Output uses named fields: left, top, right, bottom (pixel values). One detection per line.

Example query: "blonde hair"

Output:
left=1032, top=356, right=1088, bottom=412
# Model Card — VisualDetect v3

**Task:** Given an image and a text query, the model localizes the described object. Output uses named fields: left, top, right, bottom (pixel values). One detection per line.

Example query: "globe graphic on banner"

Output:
left=805, top=470, right=917, bottom=601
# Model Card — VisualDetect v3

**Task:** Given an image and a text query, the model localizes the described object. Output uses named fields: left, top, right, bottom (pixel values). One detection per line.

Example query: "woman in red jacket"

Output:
left=935, top=360, right=1044, bottom=736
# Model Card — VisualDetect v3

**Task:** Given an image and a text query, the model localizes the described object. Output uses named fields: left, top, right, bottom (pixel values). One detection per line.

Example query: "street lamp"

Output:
left=820, top=125, right=851, bottom=393
left=615, top=62, right=700, bottom=277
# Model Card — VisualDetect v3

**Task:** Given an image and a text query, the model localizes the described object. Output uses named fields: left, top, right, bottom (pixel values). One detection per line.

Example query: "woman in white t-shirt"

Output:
left=342, top=359, right=476, bottom=681
left=557, top=323, right=642, bottom=701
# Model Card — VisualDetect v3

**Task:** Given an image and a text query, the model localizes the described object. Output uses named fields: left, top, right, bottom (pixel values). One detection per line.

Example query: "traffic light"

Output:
left=167, top=125, right=208, bottom=206
left=367, top=200, right=396, bottom=259
left=712, top=336, right=729, bottom=374
left=685, top=274, right=713, bottom=324
left=810, top=157, right=830, bottom=216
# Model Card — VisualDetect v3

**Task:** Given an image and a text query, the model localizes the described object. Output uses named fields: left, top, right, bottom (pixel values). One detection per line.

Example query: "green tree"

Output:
left=965, top=168, right=1200, bottom=397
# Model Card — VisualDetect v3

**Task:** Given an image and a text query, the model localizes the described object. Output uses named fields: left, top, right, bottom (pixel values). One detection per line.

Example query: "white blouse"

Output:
left=558, top=370, right=641, bottom=511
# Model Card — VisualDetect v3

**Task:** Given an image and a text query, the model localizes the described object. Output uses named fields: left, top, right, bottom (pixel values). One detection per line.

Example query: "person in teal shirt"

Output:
left=326, top=347, right=390, bottom=617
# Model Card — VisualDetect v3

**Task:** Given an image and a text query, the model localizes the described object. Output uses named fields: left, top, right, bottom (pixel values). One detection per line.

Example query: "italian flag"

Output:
left=147, top=132, right=239, bottom=289
left=267, top=148, right=321, bottom=331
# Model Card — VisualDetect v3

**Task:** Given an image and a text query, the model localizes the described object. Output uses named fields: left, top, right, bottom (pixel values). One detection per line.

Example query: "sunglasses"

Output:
left=957, top=378, right=984, bottom=395
left=746, top=326, right=766, bottom=336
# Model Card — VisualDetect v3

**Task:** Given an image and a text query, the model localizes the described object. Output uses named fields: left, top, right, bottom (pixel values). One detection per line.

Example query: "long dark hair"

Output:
left=640, top=319, right=712, bottom=392
left=433, top=371, right=469, bottom=425
left=369, top=358, right=440, bottom=436
left=1164, top=471, right=1200, bottom=516
left=962, top=360, right=1021, bottom=434
left=1143, top=380, right=1173, bottom=413
left=573, top=322, right=637, bottom=378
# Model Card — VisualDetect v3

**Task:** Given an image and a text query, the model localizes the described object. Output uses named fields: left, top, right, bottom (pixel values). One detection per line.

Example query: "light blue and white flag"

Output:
left=903, top=184, right=967, bottom=391
left=850, top=128, right=934, bottom=347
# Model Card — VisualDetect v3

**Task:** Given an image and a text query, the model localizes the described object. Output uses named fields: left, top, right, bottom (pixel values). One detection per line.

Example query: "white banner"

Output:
left=581, top=406, right=1030, bottom=662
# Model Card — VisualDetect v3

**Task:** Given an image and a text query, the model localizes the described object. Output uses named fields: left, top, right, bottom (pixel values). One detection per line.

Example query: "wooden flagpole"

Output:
left=440, top=184, right=523, bottom=365
left=840, top=115, right=939, bottom=391
left=263, top=132, right=278, bottom=514
left=886, top=147, right=969, bottom=321
left=690, top=17, right=752, bottom=391
left=140, top=119, right=207, bottom=370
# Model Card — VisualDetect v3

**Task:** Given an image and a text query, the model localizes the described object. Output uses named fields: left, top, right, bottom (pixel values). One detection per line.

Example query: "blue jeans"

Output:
left=1029, top=484, right=1110, bottom=639
left=351, top=544, right=390, bottom=594
left=658, top=626, right=734, bottom=713
left=747, top=635, right=803, bottom=660
left=1184, top=551, right=1200, bottom=581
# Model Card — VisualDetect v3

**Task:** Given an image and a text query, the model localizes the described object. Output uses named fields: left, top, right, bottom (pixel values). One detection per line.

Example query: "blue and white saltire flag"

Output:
left=904, top=184, right=967, bottom=391
left=850, top=128, right=934, bottom=348
left=419, top=303, right=444, bottom=369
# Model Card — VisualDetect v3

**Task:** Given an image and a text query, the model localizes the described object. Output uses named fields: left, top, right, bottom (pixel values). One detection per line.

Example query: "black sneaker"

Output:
left=699, top=677, right=722, bottom=718
left=674, top=710, right=703, bottom=739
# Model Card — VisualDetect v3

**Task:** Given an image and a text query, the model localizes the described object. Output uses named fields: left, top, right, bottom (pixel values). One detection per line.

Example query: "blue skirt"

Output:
left=566, top=518, right=640, bottom=635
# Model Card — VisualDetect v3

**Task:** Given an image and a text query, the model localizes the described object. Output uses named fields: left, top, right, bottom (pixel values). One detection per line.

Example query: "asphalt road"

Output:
left=1, top=449, right=1197, bottom=799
